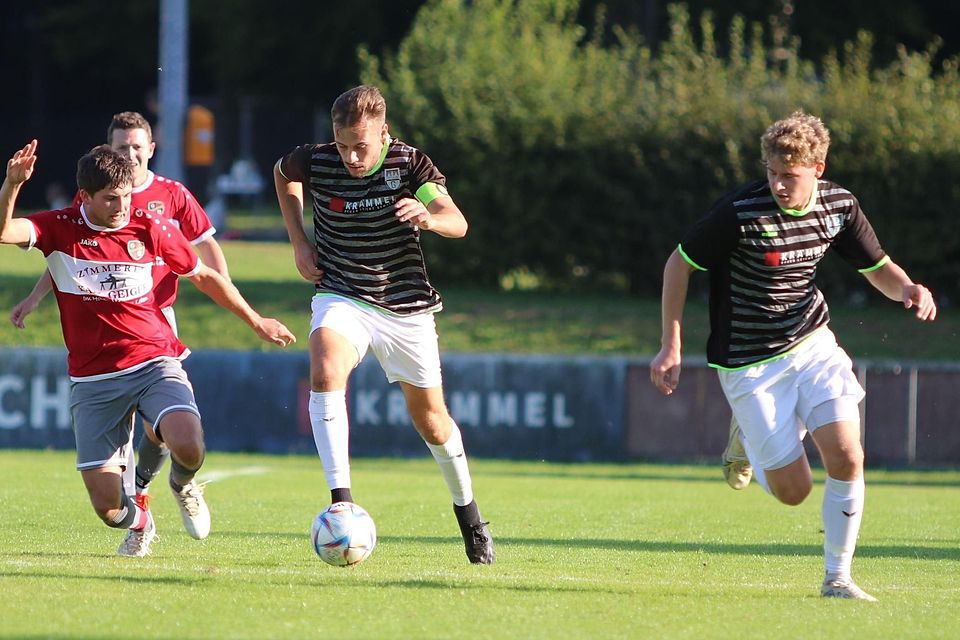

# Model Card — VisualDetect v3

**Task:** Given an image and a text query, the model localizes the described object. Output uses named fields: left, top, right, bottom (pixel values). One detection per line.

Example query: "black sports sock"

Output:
left=454, top=500, right=482, bottom=526
left=331, top=487, right=353, bottom=503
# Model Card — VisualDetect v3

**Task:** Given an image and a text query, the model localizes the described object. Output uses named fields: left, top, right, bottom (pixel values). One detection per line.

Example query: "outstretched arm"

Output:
left=11, top=270, right=53, bottom=329
left=862, top=259, right=937, bottom=321
left=273, top=160, right=322, bottom=283
left=650, top=248, right=696, bottom=395
left=187, top=264, right=296, bottom=347
left=0, top=140, right=39, bottom=246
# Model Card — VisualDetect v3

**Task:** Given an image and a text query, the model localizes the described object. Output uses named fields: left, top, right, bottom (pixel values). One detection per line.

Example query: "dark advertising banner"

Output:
left=4, top=348, right=957, bottom=465
left=0, top=348, right=627, bottom=461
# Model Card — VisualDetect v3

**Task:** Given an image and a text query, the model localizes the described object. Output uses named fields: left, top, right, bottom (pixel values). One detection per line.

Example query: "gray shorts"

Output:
left=70, top=358, right=200, bottom=470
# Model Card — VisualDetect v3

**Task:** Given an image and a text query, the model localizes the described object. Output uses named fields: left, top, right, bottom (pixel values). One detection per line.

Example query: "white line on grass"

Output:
left=198, top=466, right=272, bottom=484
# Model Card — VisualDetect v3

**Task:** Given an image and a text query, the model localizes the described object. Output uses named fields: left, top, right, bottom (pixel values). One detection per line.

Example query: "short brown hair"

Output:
left=107, top=111, right=153, bottom=142
left=761, top=110, right=831, bottom=167
left=76, top=145, right=134, bottom=194
left=331, top=85, right=387, bottom=129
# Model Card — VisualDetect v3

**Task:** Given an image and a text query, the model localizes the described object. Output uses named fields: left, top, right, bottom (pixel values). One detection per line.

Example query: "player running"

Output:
left=10, top=112, right=231, bottom=555
left=650, top=111, right=937, bottom=600
left=1, top=140, right=295, bottom=556
left=274, top=85, right=494, bottom=564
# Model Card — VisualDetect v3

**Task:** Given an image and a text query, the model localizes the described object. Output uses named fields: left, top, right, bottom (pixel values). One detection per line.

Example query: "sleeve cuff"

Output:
left=677, top=244, right=707, bottom=271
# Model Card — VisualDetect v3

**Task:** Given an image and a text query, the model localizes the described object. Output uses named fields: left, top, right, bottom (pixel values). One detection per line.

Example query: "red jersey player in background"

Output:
left=10, top=113, right=231, bottom=553
left=0, top=141, right=292, bottom=557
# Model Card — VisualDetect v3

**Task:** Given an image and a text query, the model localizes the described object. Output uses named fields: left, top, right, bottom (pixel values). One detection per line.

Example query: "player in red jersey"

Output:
left=0, top=140, right=295, bottom=556
left=10, top=113, right=231, bottom=549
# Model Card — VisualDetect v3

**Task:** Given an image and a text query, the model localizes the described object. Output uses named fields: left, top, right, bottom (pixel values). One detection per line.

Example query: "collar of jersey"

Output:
left=773, top=180, right=818, bottom=217
left=364, top=137, right=392, bottom=177
left=132, top=171, right=155, bottom=193
left=79, top=204, right=129, bottom=232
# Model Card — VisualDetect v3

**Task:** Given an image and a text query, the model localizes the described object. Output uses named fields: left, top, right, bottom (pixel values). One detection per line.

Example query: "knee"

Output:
left=772, top=482, right=812, bottom=506
left=171, top=439, right=205, bottom=469
left=826, top=449, right=864, bottom=481
left=89, top=496, right=122, bottom=525
left=158, top=416, right=206, bottom=468
left=310, top=359, right=351, bottom=391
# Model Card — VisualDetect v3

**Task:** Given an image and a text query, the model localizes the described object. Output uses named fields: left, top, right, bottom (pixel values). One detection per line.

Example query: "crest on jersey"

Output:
left=127, top=240, right=145, bottom=261
left=824, top=213, right=843, bottom=238
left=147, top=200, right=165, bottom=216
left=384, top=168, right=401, bottom=190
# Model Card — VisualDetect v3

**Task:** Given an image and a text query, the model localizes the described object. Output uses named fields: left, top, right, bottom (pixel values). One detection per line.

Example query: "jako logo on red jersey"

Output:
left=147, top=201, right=165, bottom=215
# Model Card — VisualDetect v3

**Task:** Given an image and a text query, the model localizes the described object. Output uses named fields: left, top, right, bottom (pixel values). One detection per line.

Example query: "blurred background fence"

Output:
left=2, top=347, right=957, bottom=467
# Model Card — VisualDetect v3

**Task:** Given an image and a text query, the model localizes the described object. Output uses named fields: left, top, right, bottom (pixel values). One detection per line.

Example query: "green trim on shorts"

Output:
left=415, top=182, right=449, bottom=206
left=708, top=325, right=830, bottom=371
left=677, top=244, right=707, bottom=271
left=857, top=255, right=890, bottom=273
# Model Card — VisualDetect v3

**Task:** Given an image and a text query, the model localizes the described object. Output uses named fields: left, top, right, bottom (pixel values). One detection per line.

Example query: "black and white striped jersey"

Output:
left=678, top=178, right=886, bottom=369
left=278, top=139, right=447, bottom=316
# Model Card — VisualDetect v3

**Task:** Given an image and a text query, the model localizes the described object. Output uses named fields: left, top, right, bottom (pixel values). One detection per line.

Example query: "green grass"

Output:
left=0, top=240, right=956, bottom=359
left=1, top=451, right=958, bottom=639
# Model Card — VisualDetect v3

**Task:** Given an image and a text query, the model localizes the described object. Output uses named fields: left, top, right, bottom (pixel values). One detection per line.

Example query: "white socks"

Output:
left=309, top=390, right=352, bottom=491
left=425, top=423, right=474, bottom=507
left=311, top=390, right=474, bottom=507
left=823, top=475, right=865, bottom=580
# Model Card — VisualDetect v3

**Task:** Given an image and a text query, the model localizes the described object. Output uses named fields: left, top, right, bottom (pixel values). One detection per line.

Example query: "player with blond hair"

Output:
left=650, top=111, right=937, bottom=600
left=274, top=85, right=494, bottom=564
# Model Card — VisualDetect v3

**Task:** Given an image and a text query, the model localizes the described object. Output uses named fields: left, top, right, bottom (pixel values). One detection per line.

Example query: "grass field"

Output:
left=0, top=240, right=957, bottom=359
left=1, top=451, right=958, bottom=639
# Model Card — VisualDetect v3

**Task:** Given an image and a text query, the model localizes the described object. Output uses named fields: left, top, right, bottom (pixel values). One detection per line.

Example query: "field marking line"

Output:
left=198, top=466, right=272, bottom=484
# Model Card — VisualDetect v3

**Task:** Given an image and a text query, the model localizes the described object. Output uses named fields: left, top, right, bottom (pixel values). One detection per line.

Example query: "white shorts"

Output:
left=310, top=294, right=442, bottom=388
left=717, top=327, right=864, bottom=471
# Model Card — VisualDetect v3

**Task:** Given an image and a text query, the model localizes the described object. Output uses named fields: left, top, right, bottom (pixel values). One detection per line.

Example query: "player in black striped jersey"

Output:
left=274, top=85, right=494, bottom=564
left=650, top=111, right=936, bottom=600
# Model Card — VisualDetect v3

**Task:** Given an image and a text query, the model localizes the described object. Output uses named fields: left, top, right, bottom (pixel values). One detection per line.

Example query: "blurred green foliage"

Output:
left=360, top=0, right=960, bottom=299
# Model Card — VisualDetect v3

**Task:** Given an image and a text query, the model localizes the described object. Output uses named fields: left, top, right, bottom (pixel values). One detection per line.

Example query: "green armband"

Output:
left=858, top=255, right=890, bottom=273
left=415, top=182, right=449, bottom=207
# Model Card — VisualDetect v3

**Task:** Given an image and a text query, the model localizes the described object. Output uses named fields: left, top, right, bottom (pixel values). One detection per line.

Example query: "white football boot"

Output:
left=171, top=479, right=211, bottom=540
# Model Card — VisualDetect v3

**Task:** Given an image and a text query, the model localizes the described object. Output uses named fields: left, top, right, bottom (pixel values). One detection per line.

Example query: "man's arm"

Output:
left=10, top=271, right=53, bottom=329
left=395, top=195, right=468, bottom=238
left=194, top=237, right=230, bottom=281
left=0, top=140, right=39, bottom=246
left=186, top=264, right=296, bottom=347
left=862, top=259, right=937, bottom=321
left=273, top=160, right=323, bottom=283
left=649, top=248, right=697, bottom=395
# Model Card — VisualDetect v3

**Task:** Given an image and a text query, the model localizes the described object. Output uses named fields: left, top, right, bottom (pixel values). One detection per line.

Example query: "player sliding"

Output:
left=0, top=141, right=296, bottom=557
left=10, top=112, right=232, bottom=556
left=650, top=111, right=937, bottom=600
left=274, top=85, right=495, bottom=564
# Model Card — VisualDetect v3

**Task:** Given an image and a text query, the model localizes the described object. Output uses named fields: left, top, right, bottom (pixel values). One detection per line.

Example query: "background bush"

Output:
left=361, top=0, right=960, bottom=300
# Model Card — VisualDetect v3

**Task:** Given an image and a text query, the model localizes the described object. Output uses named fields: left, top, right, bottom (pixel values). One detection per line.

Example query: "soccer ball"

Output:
left=310, top=502, right=377, bottom=567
